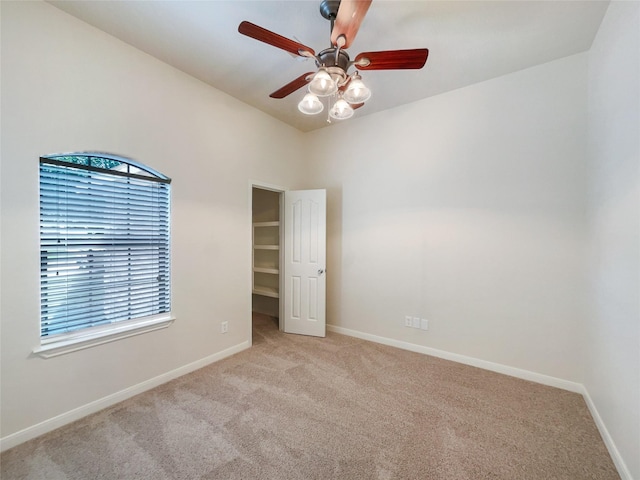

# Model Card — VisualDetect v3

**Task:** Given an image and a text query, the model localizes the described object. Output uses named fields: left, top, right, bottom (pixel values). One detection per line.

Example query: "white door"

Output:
left=283, top=189, right=326, bottom=337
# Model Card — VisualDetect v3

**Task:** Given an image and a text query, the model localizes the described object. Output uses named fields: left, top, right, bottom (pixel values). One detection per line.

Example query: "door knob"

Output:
left=318, top=269, right=325, bottom=275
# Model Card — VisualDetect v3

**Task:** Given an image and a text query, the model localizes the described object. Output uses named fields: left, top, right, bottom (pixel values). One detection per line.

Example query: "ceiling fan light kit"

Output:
left=298, top=93, right=324, bottom=115
left=239, top=0, right=429, bottom=123
left=308, top=68, right=338, bottom=97
left=343, top=72, right=371, bottom=104
left=329, top=96, right=355, bottom=120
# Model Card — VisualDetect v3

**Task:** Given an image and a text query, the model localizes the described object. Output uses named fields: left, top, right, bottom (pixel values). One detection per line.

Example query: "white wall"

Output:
left=0, top=1, right=305, bottom=441
left=2, top=2, right=637, bottom=477
left=306, top=53, right=589, bottom=383
left=586, top=2, right=640, bottom=479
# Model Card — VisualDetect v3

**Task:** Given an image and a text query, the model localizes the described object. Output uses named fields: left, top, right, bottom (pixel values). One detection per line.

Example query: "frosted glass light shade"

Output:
left=309, top=69, right=337, bottom=97
left=329, top=98, right=354, bottom=120
left=298, top=93, right=324, bottom=115
left=343, top=74, right=371, bottom=104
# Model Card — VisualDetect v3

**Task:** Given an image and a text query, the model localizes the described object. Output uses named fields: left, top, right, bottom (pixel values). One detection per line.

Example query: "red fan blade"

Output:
left=269, top=72, right=315, bottom=99
left=330, top=0, right=372, bottom=49
left=351, top=102, right=365, bottom=110
left=354, top=49, right=429, bottom=70
left=239, top=21, right=315, bottom=57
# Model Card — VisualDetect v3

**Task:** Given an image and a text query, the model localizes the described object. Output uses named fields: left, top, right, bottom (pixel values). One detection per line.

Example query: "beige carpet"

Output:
left=1, top=314, right=619, bottom=479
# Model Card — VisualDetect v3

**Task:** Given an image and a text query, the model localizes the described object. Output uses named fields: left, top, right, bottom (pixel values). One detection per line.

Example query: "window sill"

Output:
left=33, top=315, right=175, bottom=359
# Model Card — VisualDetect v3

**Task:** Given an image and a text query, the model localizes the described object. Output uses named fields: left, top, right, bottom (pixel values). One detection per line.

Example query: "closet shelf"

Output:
left=252, top=287, right=279, bottom=298
left=253, top=267, right=279, bottom=274
left=252, top=198, right=280, bottom=302
left=253, top=221, right=279, bottom=227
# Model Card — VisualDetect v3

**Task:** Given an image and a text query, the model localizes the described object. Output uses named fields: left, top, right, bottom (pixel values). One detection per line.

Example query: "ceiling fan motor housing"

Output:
left=317, top=47, right=350, bottom=84
left=318, top=48, right=350, bottom=69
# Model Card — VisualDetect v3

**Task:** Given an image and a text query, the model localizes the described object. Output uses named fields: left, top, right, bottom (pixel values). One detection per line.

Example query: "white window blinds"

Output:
left=39, top=155, right=171, bottom=338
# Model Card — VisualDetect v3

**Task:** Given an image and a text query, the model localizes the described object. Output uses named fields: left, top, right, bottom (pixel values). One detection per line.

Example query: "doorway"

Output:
left=251, top=186, right=283, bottom=331
left=251, top=184, right=328, bottom=339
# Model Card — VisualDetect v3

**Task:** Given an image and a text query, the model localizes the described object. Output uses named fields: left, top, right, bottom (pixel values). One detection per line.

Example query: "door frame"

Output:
left=249, top=180, right=286, bottom=344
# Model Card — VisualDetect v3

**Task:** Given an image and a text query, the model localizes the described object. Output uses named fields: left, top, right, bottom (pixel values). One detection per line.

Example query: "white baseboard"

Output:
left=0, top=341, right=250, bottom=452
left=327, top=324, right=632, bottom=480
left=327, top=324, right=583, bottom=392
left=581, top=388, right=633, bottom=480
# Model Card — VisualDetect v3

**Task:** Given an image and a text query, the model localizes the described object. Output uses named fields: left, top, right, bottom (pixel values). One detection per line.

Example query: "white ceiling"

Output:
left=48, top=0, right=609, bottom=132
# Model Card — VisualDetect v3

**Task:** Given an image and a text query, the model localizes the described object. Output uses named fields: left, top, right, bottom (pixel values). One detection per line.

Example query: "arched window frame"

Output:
left=35, top=152, right=173, bottom=357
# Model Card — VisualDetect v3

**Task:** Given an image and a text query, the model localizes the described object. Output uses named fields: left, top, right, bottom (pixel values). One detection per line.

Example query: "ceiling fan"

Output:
left=238, top=0, right=429, bottom=121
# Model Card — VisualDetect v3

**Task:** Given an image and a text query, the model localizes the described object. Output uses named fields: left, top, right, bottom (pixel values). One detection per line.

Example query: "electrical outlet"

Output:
left=221, top=321, right=228, bottom=334
left=405, top=316, right=413, bottom=327
left=412, top=317, right=421, bottom=329
left=420, top=318, right=429, bottom=330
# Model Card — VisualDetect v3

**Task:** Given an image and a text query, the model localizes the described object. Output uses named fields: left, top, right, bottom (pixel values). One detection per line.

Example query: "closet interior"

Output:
left=252, top=187, right=281, bottom=319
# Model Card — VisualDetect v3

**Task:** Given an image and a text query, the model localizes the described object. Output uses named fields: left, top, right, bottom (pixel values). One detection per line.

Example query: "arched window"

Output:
left=38, top=153, right=171, bottom=346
